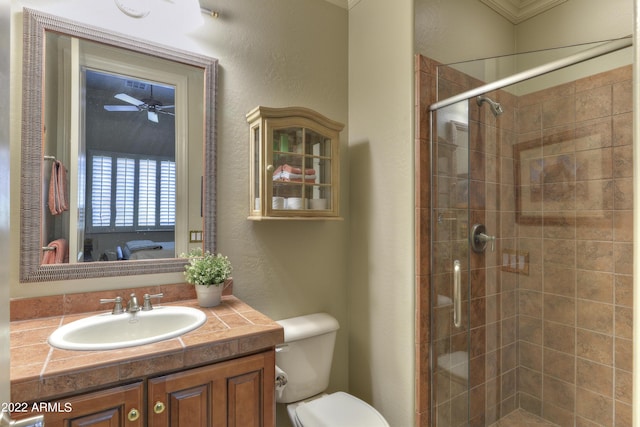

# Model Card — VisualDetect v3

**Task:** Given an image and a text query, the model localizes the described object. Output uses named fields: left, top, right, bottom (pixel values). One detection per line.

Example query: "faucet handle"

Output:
left=142, top=293, right=164, bottom=311
left=99, top=296, right=124, bottom=314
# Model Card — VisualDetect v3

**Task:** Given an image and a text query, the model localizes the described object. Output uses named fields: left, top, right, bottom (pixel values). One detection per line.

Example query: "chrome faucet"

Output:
left=100, top=293, right=164, bottom=314
left=127, top=293, right=141, bottom=313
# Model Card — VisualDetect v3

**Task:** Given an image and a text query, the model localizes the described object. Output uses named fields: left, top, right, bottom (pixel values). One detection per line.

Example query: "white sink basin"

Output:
left=48, top=306, right=207, bottom=351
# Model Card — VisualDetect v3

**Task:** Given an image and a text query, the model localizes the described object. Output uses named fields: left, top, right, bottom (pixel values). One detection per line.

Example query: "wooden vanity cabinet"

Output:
left=148, top=350, right=275, bottom=427
left=16, top=351, right=275, bottom=427
left=38, top=381, right=144, bottom=427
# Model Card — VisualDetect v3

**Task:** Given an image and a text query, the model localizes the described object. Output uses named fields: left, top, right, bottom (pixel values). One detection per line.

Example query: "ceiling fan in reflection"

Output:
left=103, top=86, right=174, bottom=123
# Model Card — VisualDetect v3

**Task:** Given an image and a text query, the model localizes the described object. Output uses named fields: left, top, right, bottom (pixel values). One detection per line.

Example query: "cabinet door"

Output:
left=39, top=381, right=144, bottom=427
left=148, top=350, right=275, bottom=427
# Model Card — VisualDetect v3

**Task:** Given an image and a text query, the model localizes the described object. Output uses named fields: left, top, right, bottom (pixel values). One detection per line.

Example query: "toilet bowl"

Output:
left=276, top=313, right=389, bottom=427
left=286, top=392, right=389, bottom=427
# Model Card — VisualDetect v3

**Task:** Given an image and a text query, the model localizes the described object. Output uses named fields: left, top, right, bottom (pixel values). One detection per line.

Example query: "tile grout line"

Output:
left=38, top=314, right=63, bottom=380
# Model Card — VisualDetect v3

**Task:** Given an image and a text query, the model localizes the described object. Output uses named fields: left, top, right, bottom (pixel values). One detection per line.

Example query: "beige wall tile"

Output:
left=544, top=294, right=575, bottom=326
left=576, top=358, right=613, bottom=397
left=575, top=387, right=613, bottom=427
left=576, top=240, right=614, bottom=272
left=576, top=329, right=613, bottom=365
left=576, top=85, right=612, bottom=122
left=577, top=300, right=614, bottom=334
left=543, top=321, right=575, bottom=354
left=543, top=347, right=575, bottom=384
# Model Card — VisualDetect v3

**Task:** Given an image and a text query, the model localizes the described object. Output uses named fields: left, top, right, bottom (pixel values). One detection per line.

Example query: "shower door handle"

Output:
left=453, top=259, right=461, bottom=328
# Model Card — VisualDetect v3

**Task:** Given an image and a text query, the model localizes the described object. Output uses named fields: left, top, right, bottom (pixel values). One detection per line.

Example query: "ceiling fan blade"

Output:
left=114, top=93, right=144, bottom=106
left=148, top=111, right=159, bottom=123
left=104, top=105, right=140, bottom=112
left=157, top=105, right=174, bottom=110
left=157, top=110, right=175, bottom=116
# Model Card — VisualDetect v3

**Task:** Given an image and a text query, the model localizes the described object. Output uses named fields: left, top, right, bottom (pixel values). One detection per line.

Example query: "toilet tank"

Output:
left=275, top=313, right=340, bottom=403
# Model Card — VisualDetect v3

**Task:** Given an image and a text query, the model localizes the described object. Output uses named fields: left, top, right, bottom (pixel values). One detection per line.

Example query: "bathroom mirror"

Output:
left=20, top=8, right=217, bottom=282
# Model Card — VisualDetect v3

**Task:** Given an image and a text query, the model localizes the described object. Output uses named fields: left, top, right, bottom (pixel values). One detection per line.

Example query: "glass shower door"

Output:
left=431, top=101, right=470, bottom=427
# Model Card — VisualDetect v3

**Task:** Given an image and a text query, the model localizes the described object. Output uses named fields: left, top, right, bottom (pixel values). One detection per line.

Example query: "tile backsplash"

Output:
left=10, top=281, right=233, bottom=321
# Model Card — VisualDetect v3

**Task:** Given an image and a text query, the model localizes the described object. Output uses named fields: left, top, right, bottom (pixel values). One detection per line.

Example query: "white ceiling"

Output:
left=478, top=0, right=568, bottom=24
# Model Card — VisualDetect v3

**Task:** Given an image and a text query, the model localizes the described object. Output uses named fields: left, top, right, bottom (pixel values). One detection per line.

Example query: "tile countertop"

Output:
left=10, top=295, right=284, bottom=403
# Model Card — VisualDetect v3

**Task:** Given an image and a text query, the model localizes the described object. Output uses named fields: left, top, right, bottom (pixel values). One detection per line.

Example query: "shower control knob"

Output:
left=471, top=223, right=496, bottom=253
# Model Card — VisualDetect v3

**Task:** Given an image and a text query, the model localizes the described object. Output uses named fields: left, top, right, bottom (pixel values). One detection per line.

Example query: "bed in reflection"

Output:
left=120, top=240, right=176, bottom=260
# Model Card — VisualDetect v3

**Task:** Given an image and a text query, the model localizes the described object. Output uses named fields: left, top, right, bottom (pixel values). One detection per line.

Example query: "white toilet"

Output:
left=275, top=313, right=389, bottom=427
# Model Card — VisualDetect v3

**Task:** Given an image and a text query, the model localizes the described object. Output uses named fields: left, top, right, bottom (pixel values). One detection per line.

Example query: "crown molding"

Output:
left=322, top=0, right=349, bottom=9
left=479, top=0, right=568, bottom=24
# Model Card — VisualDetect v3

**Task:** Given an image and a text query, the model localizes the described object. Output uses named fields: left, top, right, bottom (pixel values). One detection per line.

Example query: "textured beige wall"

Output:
left=347, top=0, right=415, bottom=425
left=415, top=0, right=516, bottom=64
left=516, top=0, right=633, bottom=52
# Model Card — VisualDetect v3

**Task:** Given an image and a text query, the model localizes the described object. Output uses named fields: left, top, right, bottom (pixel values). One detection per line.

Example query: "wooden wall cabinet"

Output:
left=246, top=106, right=344, bottom=220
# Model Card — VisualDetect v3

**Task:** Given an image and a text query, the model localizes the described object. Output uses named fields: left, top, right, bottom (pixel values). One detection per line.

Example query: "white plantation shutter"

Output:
left=137, top=159, right=157, bottom=227
left=91, top=156, right=112, bottom=227
left=89, top=153, right=175, bottom=230
left=115, top=157, right=135, bottom=227
left=160, top=160, right=176, bottom=226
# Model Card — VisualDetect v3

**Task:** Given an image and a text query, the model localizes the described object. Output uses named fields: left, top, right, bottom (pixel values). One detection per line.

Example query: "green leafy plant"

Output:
left=182, top=248, right=232, bottom=287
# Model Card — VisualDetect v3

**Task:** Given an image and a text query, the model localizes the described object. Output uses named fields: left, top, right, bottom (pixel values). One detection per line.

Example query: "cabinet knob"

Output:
left=127, top=408, right=140, bottom=421
left=266, top=164, right=274, bottom=173
left=153, top=401, right=166, bottom=414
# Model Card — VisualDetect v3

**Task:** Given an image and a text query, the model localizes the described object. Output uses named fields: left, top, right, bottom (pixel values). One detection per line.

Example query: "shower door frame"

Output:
left=429, top=102, right=472, bottom=427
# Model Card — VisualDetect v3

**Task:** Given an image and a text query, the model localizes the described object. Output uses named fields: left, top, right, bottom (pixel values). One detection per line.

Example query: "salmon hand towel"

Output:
left=48, top=160, right=69, bottom=215
left=42, top=238, right=69, bottom=264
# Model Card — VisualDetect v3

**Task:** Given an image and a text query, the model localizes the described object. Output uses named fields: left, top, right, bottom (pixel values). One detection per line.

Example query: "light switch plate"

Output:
left=189, top=230, right=203, bottom=243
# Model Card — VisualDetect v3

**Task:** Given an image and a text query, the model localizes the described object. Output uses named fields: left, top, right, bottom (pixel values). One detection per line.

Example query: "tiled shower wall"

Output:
left=415, top=54, right=634, bottom=427
left=415, top=54, right=434, bottom=427
left=514, top=65, right=633, bottom=426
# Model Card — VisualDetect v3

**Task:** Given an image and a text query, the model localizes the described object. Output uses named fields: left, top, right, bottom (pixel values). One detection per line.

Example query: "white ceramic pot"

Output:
left=195, top=283, right=223, bottom=307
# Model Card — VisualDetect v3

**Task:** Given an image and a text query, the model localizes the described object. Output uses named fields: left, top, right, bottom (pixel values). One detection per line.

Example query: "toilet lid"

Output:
left=295, top=392, right=389, bottom=427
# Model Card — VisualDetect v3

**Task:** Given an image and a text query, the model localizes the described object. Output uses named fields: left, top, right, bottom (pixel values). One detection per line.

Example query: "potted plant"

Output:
left=182, top=248, right=232, bottom=307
